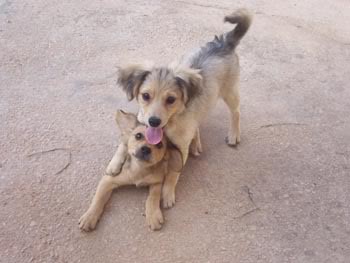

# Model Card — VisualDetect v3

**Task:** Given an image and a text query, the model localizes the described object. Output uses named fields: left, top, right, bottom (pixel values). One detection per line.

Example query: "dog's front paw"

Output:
left=105, top=163, right=122, bottom=176
left=79, top=210, right=100, bottom=232
left=146, top=208, right=164, bottom=231
left=225, top=134, right=240, bottom=147
left=162, top=187, right=176, bottom=209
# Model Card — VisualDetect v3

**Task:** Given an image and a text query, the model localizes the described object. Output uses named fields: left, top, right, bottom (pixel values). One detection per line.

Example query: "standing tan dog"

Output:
left=117, top=9, right=252, bottom=208
left=79, top=110, right=181, bottom=231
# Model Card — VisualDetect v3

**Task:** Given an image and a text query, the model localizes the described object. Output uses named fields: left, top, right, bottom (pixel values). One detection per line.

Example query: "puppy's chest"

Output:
left=125, top=166, right=163, bottom=187
left=133, top=172, right=163, bottom=187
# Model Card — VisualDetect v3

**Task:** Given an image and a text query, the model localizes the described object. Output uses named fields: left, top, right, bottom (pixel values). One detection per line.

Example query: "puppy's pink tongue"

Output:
left=145, top=127, right=163, bottom=145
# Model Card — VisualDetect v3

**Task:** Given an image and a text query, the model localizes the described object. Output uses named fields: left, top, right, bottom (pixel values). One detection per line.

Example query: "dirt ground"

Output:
left=1, top=0, right=350, bottom=262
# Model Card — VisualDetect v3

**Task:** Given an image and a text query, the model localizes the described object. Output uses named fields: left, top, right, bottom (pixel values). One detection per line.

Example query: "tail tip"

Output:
left=224, top=8, right=253, bottom=26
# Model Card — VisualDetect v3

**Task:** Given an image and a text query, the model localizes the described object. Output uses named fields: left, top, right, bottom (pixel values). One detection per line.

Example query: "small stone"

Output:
left=30, top=221, right=37, bottom=227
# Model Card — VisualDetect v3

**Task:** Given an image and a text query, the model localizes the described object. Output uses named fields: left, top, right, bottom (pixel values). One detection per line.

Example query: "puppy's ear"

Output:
left=173, top=67, right=202, bottom=106
left=117, top=64, right=152, bottom=101
left=115, top=110, right=138, bottom=136
left=167, top=144, right=183, bottom=173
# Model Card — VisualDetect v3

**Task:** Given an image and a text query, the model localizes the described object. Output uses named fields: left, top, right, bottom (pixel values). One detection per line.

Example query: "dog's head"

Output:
left=117, top=64, right=202, bottom=129
left=115, top=110, right=167, bottom=167
left=116, top=109, right=183, bottom=172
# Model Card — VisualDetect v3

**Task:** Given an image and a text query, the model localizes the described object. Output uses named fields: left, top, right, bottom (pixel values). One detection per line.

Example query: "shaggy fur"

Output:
left=117, top=9, right=252, bottom=208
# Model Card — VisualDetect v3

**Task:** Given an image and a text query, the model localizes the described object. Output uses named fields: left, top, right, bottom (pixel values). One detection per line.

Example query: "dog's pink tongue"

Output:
left=145, top=127, right=163, bottom=145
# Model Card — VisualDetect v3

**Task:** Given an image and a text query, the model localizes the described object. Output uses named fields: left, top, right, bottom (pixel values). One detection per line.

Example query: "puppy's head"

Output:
left=128, top=125, right=167, bottom=166
left=118, top=64, right=202, bottom=129
left=116, top=110, right=167, bottom=166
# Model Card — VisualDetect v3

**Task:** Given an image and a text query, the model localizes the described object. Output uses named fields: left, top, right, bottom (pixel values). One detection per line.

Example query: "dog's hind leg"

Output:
left=189, top=128, right=202, bottom=156
left=223, top=86, right=241, bottom=146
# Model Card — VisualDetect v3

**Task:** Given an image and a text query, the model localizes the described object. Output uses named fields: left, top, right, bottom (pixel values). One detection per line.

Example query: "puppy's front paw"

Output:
left=162, top=187, right=176, bottom=209
left=105, top=163, right=122, bottom=176
left=146, top=208, right=164, bottom=231
left=225, top=134, right=240, bottom=147
left=79, top=210, right=100, bottom=232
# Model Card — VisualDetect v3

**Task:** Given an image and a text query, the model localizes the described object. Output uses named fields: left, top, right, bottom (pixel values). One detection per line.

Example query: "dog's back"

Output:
left=172, top=9, right=252, bottom=121
left=183, top=9, right=252, bottom=71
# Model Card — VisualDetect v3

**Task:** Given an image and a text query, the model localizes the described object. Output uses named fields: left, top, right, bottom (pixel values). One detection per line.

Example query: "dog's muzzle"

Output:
left=135, top=146, right=152, bottom=161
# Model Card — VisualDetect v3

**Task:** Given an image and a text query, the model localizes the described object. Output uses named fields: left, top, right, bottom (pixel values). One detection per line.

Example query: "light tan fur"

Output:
left=79, top=110, right=181, bottom=231
left=117, top=9, right=252, bottom=208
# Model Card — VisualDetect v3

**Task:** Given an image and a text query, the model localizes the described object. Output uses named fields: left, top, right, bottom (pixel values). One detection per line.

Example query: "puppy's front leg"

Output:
left=105, top=143, right=127, bottom=176
left=79, top=173, right=131, bottom=231
left=162, top=145, right=189, bottom=208
left=145, top=183, right=163, bottom=230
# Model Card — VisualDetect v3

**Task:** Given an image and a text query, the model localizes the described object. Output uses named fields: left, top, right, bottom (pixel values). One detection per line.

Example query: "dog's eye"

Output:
left=166, top=96, right=176, bottom=105
left=155, top=142, right=163, bottom=149
left=135, top=133, right=143, bottom=140
left=142, top=93, right=150, bottom=101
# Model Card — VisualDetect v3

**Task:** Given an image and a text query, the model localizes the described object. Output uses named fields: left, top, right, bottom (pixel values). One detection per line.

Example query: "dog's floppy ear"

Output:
left=115, top=110, right=138, bottom=137
left=167, top=143, right=183, bottom=173
left=117, top=64, right=151, bottom=101
left=173, top=67, right=202, bottom=106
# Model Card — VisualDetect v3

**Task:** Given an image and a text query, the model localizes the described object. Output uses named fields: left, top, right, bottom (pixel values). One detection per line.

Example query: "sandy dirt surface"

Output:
left=1, top=0, right=350, bottom=262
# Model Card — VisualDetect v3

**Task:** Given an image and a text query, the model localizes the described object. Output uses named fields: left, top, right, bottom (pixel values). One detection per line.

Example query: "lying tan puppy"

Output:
left=79, top=110, right=181, bottom=231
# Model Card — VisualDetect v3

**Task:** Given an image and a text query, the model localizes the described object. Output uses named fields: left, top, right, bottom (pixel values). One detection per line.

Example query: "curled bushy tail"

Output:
left=224, top=8, right=253, bottom=50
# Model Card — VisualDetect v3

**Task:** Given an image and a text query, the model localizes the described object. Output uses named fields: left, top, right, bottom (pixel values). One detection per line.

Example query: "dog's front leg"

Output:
left=161, top=170, right=180, bottom=209
left=79, top=173, right=132, bottom=231
left=162, top=145, right=190, bottom=208
left=105, top=143, right=127, bottom=176
left=145, top=183, right=163, bottom=230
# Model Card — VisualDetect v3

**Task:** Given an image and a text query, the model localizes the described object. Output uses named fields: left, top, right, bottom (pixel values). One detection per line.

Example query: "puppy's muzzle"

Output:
left=135, top=146, right=152, bottom=161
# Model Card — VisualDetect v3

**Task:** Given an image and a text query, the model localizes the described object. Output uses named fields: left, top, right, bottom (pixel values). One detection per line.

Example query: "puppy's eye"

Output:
left=155, top=142, right=163, bottom=149
left=135, top=133, right=143, bottom=140
left=142, top=93, right=150, bottom=101
left=166, top=96, right=176, bottom=105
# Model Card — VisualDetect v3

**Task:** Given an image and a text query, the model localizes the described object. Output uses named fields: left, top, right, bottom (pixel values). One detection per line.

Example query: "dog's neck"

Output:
left=122, top=153, right=157, bottom=176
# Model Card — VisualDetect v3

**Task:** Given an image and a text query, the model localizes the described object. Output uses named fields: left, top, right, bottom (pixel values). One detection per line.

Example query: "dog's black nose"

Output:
left=148, top=117, right=161, bottom=127
left=141, top=146, right=151, bottom=155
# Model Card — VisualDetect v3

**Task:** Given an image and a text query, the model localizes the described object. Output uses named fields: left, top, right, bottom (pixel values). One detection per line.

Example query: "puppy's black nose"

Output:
left=141, top=146, right=151, bottom=155
left=148, top=117, right=161, bottom=127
